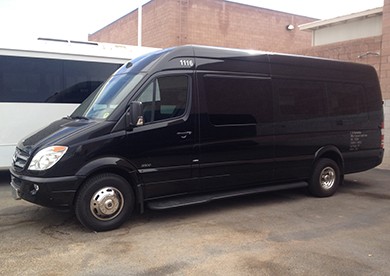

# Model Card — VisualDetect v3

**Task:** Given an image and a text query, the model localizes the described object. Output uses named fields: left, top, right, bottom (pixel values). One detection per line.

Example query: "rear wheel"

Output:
left=75, top=173, right=134, bottom=231
left=309, top=158, right=341, bottom=197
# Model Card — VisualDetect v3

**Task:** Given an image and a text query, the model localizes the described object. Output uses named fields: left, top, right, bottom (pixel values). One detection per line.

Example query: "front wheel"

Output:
left=309, top=158, right=341, bottom=197
left=75, top=173, right=135, bottom=232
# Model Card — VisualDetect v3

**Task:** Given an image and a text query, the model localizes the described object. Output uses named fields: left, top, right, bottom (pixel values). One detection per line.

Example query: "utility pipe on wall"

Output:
left=138, top=2, right=142, bottom=46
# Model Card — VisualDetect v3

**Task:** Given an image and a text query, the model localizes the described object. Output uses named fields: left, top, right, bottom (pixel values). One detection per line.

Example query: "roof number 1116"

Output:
left=179, top=59, right=194, bottom=67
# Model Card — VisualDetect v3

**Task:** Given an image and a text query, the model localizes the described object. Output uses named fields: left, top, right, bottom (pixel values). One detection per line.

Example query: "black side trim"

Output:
left=147, top=181, right=308, bottom=210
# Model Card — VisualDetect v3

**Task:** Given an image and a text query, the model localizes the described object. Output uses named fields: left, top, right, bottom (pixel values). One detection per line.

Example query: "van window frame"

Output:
left=273, top=77, right=370, bottom=124
left=201, top=73, right=273, bottom=127
left=273, top=78, right=328, bottom=122
left=325, top=81, right=368, bottom=117
left=132, top=72, right=193, bottom=126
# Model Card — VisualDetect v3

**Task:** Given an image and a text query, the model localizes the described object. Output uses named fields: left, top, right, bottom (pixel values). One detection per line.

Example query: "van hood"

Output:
left=18, top=118, right=103, bottom=153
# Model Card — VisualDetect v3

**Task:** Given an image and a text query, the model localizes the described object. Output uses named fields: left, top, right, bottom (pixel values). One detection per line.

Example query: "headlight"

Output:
left=28, top=146, right=68, bottom=171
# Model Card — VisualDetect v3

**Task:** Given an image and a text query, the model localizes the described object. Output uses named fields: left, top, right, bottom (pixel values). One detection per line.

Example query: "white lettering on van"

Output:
left=179, top=59, right=194, bottom=67
left=350, top=131, right=368, bottom=151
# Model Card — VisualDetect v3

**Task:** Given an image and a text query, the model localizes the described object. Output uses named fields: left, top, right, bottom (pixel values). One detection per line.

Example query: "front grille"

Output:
left=13, top=147, right=30, bottom=170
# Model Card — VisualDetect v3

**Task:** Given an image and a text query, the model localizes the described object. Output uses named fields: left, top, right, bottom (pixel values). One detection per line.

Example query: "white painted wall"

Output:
left=379, top=99, right=390, bottom=169
left=313, top=15, right=382, bottom=46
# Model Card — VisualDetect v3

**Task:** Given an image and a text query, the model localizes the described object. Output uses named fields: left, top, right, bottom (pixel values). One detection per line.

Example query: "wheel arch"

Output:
left=314, top=146, right=344, bottom=175
left=74, top=157, right=144, bottom=212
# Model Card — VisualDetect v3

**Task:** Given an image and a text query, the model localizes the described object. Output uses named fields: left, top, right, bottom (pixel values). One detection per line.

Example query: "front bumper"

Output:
left=10, top=170, right=84, bottom=210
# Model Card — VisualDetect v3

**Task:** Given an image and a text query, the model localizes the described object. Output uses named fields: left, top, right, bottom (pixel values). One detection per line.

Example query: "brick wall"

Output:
left=380, top=0, right=390, bottom=169
left=380, top=0, right=390, bottom=100
left=89, top=0, right=315, bottom=53
left=296, top=36, right=382, bottom=73
left=90, top=0, right=179, bottom=48
left=90, top=10, right=139, bottom=45
left=142, top=0, right=179, bottom=48
left=184, top=0, right=314, bottom=52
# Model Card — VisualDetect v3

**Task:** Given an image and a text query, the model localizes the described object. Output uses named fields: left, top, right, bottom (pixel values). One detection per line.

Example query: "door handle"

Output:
left=177, top=131, right=192, bottom=139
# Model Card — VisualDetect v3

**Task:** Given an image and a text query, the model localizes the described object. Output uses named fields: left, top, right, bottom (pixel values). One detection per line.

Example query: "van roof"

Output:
left=157, top=45, right=378, bottom=83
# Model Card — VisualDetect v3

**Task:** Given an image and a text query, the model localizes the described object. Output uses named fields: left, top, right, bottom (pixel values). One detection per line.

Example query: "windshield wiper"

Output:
left=63, top=115, right=89, bottom=120
left=72, top=115, right=89, bottom=120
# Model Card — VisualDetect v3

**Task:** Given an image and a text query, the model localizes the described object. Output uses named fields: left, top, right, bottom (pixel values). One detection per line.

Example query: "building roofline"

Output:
left=299, top=7, right=383, bottom=31
left=224, top=0, right=317, bottom=21
left=90, top=0, right=318, bottom=38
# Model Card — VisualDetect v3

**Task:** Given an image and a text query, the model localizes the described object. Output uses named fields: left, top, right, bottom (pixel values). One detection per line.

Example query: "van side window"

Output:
left=276, top=79, right=326, bottom=121
left=203, top=75, right=272, bottom=126
left=327, top=83, right=366, bottom=115
left=136, top=75, right=189, bottom=123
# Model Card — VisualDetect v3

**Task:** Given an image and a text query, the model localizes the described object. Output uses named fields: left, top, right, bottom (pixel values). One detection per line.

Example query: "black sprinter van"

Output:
left=10, top=45, right=384, bottom=231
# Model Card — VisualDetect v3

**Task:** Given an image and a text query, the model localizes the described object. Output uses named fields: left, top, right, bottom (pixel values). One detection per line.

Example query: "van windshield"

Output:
left=70, top=49, right=166, bottom=120
left=72, top=72, right=145, bottom=120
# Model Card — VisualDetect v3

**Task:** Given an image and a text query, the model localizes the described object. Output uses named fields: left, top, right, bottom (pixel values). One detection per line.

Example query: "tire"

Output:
left=309, top=158, right=341, bottom=197
left=75, top=173, right=135, bottom=232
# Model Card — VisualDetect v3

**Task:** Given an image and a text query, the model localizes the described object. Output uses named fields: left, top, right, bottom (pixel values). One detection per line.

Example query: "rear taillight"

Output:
left=381, top=122, right=384, bottom=149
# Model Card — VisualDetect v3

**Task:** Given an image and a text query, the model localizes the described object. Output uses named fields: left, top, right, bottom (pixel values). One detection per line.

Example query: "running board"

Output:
left=147, top=181, right=308, bottom=210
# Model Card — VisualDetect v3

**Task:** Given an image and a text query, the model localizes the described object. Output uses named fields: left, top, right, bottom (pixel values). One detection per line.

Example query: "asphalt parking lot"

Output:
left=0, top=169, right=389, bottom=275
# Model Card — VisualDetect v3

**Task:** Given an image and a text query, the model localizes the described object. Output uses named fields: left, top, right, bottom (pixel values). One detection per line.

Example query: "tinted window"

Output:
left=45, top=81, right=102, bottom=103
left=204, top=75, right=272, bottom=125
left=135, top=75, right=189, bottom=124
left=327, top=83, right=366, bottom=115
left=0, top=56, right=121, bottom=103
left=364, top=83, right=382, bottom=112
left=0, top=56, right=62, bottom=102
left=276, top=79, right=326, bottom=121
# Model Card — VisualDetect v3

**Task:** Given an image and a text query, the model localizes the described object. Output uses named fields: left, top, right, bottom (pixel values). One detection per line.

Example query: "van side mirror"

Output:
left=127, top=101, right=144, bottom=127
